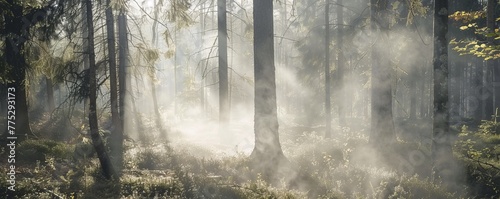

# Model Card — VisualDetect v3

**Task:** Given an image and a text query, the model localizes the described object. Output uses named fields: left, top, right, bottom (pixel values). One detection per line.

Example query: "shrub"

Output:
left=455, top=122, right=500, bottom=198
left=17, top=139, right=73, bottom=164
left=377, top=175, right=456, bottom=199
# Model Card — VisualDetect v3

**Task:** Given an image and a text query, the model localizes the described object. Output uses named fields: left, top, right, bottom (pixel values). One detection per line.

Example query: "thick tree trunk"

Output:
left=432, top=0, right=456, bottom=187
left=251, top=0, right=287, bottom=170
left=12, top=61, right=32, bottom=140
left=3, top=1, right=34, bottom=139
left=117, top=10, right=128, bottom=173
left=370, top=0, right=395, bottom=145
left=85, top=0, right=116, bottom=180
left=106, top=0, right=122, bottom=175
left=218, top=0, right=229, bottom=124
left=5, top=40, right=33, bottom=140
left=325, top=0, right=331, bottom=138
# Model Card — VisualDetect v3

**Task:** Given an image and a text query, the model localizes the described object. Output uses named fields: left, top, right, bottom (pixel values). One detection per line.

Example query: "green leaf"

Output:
left=485, top=33, right=497, bottom=37
left=392, top=1, right=400, bottom=10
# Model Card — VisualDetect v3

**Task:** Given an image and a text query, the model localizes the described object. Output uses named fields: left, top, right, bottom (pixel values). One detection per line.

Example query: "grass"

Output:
left=4, top=114, right=496, bottom=198
left=0, top=128, right=467, bottom=199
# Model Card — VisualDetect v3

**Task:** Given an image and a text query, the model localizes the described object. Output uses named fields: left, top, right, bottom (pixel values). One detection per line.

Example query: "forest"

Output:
left=0, top=0, right=500, bottom=198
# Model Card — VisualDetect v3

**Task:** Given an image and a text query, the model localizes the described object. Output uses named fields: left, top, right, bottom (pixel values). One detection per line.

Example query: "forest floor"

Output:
left=1, top=112, right=499, bottom=198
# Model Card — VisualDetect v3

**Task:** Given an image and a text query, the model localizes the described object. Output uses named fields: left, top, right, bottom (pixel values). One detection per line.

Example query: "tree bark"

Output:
left=370, top=0, right=395, bottom=145
left=218, top=0, right=229, bottom=124
left=81, top=0, right=90, bottom=111
left=106, top=0, right=123, bottom=175
left=5, top=41, right=33, bottom=139
left=116, top=9, right=128, bottom=173
left=251, top=0, right=287, bottom=169
left=85, top=0, right=117, bottom=180
left=432, top=0, right=455, bottom=186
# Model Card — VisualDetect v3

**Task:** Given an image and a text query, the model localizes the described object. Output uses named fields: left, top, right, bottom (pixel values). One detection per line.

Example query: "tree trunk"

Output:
left=106, top=0, right=122, bottom=175
left=81, top=0, right=90, bottom=109
left=409, top=69, right=417, bottom=119
left=459, top=62, right=464, bottom=118
left=218, top=0, right=229, bottom=124
left=419, top=67, right=426, bottom=118
left=151, top=0, right=167, bottom=136
left=488, top=0, right=499, bottom=117
left=370, top=0, right=395, bottom=145
left=251, top=0, right=287, bottom=170
left=3, top=1, right=34, bottom=140
left=432, top=0, right=455, bottom=186
left=174, top=30, right=178, bottom=115
left=85, top=0, right=116, bottom=180
left=200, top=1, right=206, bottom=114
left=336, top=0, right=345, bottom=127
left=46, top=76, right=55, bottom=112
left=116, top=10, right=129, bottom=173
left=474, top=61, right=483, bottom=122
left=229, top=8, right=234, bottom=117
left=0, top=83, right=6, bottom=119
left=6, top=42, right=33, bottom=139
left=325, top=0, right=331, bottom=138
left=133, top=76, right=148, bottom=143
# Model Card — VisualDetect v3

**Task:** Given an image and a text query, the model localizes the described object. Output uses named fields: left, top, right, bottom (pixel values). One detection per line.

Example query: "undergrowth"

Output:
left=454, top=120, right=500, bottom=198
left=0, top=127, right=467, bottom=198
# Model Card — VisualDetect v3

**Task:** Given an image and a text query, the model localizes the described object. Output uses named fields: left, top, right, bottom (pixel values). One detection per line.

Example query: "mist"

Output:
left=2, top=0, right=499, bottom=198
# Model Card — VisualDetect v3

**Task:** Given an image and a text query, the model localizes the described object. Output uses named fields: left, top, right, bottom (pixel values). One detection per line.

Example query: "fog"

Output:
left=123, top=0, right=441, bottom=186
left=5, top=0, right=499, bottom=198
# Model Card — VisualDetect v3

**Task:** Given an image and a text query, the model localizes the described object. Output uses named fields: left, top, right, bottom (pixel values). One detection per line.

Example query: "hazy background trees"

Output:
left=1, top=0, right=500, bottom=198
